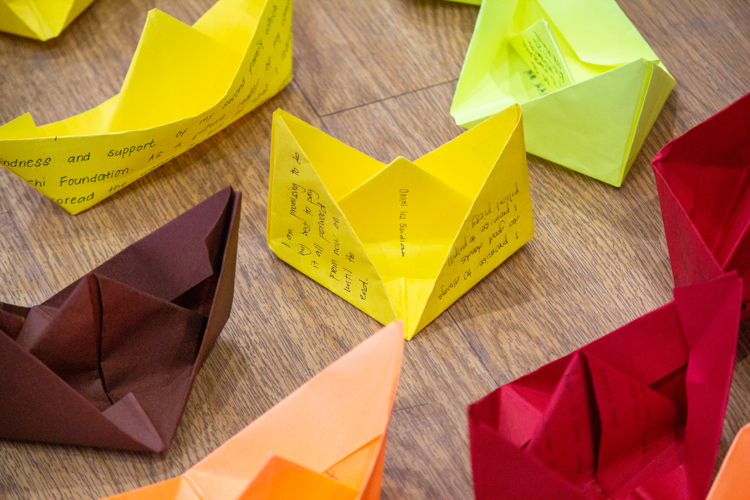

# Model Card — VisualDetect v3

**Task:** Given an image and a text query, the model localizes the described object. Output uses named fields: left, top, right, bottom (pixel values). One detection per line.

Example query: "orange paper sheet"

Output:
left=707, top=424, right=750, bottom=499
left=105, top=321, right=405, bottom=500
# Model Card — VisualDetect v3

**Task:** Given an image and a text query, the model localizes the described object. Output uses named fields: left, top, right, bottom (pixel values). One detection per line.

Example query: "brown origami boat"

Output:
left=0, top=187, right=241, bottom=451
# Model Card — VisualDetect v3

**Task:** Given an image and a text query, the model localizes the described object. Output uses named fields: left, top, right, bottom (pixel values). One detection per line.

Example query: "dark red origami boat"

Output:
left=469, top=273, right=742, bottom=499
left=0, top=187, right=241, bottom=451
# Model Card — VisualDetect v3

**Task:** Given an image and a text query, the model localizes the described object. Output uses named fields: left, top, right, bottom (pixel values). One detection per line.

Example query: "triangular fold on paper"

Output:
left=415, top=106, right=533, bottom=335
left=0, top=329, right=146, bottom=449
left=184, top=322, right=404, bottom=494
left=524, top=59, right=650, bottom=186
left=237, top=455, right=358, bottom=500
left=102, top=393, right=165, bottom=453
left=322, top=436, right=383, bottom=490
left=267, top=111, right=398, bottom=326
left=14, top=275, right=110, bottom=410
left=275, top=110, right=386, bottom=201
left=338, top=157, right=472, bottom=284
left=587, top=353, right=678, bottom=494
left=415, top=105, right=520, bottom=200
left=526, top=353, right=597, bottom=489
left=108, top=9, right=242, bottom=133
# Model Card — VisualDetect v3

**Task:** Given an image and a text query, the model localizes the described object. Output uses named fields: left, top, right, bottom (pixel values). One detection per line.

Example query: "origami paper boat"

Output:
left=469, top=273, right=742, bottom=499
left=707, top=423, right=750, bottom=499
left=103, top=321, right=405, bottom=500
left=653, top=92, right=750, bottom=320
left=451, top=0, right=675, bottom=186
left=266, top=107, right=534, bottom=340
left=0, top=187, right=241, bottom=451
left=0, top=0, right=95, bottom=41
left=0, top=0, right=292, bottom=214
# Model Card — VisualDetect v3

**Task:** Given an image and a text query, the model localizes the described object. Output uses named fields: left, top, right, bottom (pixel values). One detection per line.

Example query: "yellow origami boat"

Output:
left=267, top=106, right=534, bottom=339
left=0, top=0, right=293, bottom=214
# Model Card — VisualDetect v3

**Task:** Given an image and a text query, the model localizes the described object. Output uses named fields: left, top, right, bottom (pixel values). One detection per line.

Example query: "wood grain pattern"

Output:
left=0, top=0, right=749, bottom=498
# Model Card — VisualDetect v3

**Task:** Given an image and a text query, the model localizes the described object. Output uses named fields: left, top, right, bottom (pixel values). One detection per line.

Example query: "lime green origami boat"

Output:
left=451, top=0, right=675, bottom=186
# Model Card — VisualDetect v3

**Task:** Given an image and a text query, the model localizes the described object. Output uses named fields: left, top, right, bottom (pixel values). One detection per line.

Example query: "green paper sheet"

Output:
left=451, top=0, right=675, bottom=186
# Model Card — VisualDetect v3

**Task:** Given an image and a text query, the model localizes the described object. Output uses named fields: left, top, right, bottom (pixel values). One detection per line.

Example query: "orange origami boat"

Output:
left=105, top=321, right=405, bottom=500
left=707, top=423, right=750, bottom=499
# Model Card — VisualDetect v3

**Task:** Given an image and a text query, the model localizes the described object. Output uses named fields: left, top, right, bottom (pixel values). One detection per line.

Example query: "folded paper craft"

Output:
left=451, top=0, right=675, bottom=186
left=469, top=273, right=742, bottom=499
left=266, top=107, right=534, bottom=339
left=0, top=0, right=292, bottom=214
left=653, top=92, right=750, bottom=320
left=0, top=187, right=241, bottom=451
left=0, top=0, right=95, bottom=41
left=103, top=321, right=405, bottom=500
left=706, top=423, right=750, bottom=499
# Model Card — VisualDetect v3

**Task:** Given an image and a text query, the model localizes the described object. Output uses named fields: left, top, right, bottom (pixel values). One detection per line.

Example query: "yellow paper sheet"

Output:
left=266, top=107, right=535, bottom=339
left=0, top=0, right=293, bottom=214
left=0, top=0, right=96, bottom=41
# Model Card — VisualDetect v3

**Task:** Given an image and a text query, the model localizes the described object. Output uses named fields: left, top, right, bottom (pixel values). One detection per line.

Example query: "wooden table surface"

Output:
left=1, top=0, right=749, bottom=498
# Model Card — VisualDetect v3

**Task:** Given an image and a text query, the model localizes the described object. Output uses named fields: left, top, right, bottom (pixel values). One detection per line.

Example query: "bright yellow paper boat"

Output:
left=0, top=0, right=293, bottom=214
left=267, top=106, right=535, bottom=339
left=451, top=0, right=675, bottom=186
left=0, top=0, right=96, bottom=41
left=104, top=321, right=405, bottom=500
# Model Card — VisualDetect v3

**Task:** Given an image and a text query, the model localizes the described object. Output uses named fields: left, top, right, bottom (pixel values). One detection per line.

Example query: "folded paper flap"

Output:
left=414, top=105, right=520, bottom=200
left=267, top=110, right=399, bottom=327
left=414, top=105, right=533, bottom=334
left=95, top=187, right=233, bottom=304
left=236, top=454, right=359, bottom=500
left=97, top=274, right=205, bottom=401
left=0, top=302, right=29, bottom=339
left=273, top=110, right=386, bottom=202
left=108, top=9, right=243, bottom=133
left=186, top=322, right=404, bottom=492
left=675, top=274, right=741, bottom=497
left=537, top=0, right=659, bottom=67
left=526, top=353, right=597, bottom=488
left=673, top=272, right=742, bottom=348
left=101, top=393, right=166, bottom=452
left=0, top=331, right=157, bottom=450
left=586, top=353, right=679, bottom=494
left=192, top=0, right=263, bottom=48
left=653, top=168, right=725, bottom=288
left=195, top=191, right=241, bottom=368
left=337, top=157, right=473, bottom=287
left=582, top=302, right=690, bottom=388
left=468, top=414, right=588, bottom=500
